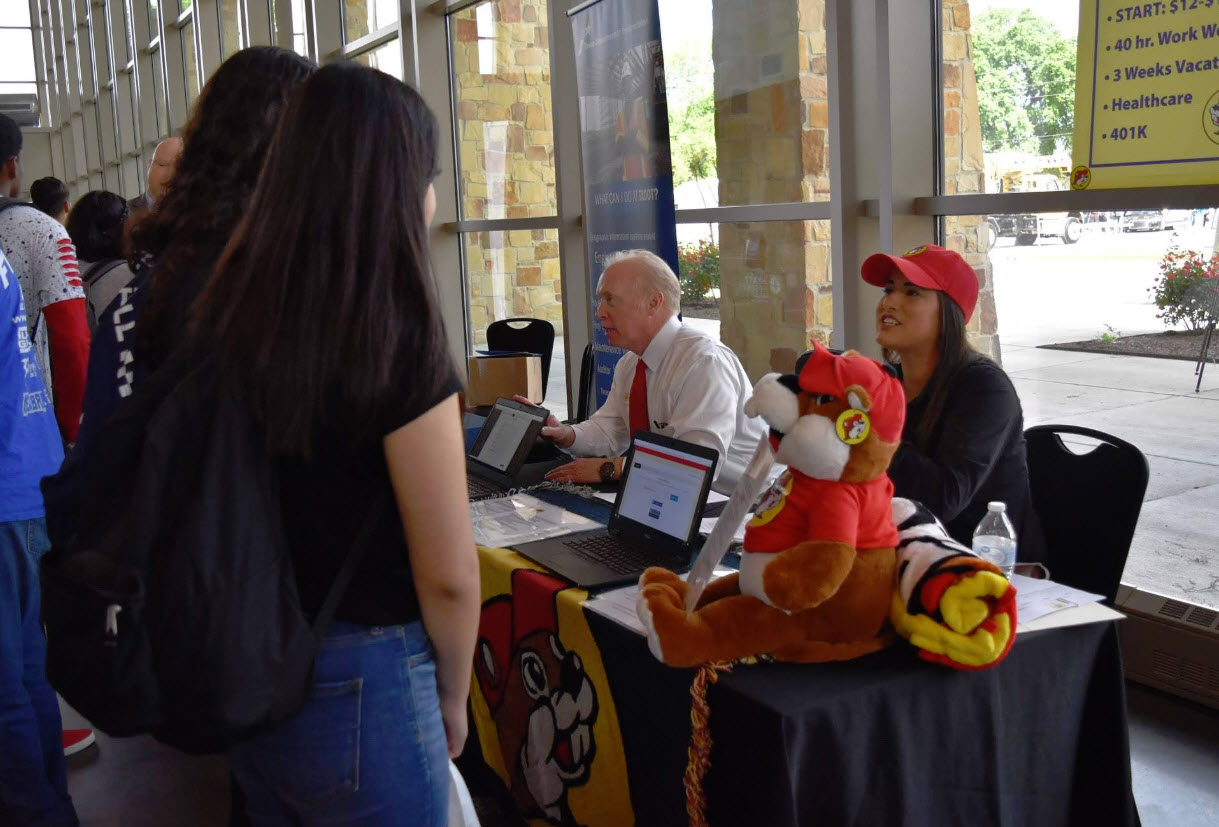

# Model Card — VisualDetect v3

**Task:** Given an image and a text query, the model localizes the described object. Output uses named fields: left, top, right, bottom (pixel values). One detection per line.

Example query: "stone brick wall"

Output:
left=713, top=0, right=999, bottom=374
left=451, top=0, right=561, bottom=346
left=712, top=0, right=831, bottom=381
left=941, top=0, right=1000, bottom=360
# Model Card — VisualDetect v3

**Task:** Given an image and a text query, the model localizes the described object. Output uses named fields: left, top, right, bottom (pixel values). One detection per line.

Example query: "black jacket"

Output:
left=888, top=355, right=1047, bottom=563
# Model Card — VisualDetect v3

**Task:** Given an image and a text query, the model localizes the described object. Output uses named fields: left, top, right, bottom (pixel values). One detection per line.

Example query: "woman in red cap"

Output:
left=860, top=244, right=1046, bottom=564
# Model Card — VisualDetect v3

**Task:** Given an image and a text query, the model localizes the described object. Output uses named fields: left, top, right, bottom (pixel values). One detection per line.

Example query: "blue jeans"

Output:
left=228, top=621, right=449, bottom=827
left=0, top=519, right=78, bottom=827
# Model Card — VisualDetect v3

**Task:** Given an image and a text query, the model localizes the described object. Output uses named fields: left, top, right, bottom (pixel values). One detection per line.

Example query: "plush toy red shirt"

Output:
left=744, top=470, right=898, bottom=553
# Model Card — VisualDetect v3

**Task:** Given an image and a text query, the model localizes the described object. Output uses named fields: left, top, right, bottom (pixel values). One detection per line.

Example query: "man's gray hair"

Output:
left=601, top=249, right=681, bottom=314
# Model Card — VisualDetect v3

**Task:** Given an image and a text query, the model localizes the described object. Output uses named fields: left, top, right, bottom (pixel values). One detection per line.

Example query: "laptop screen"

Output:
left=616, top=436, right=716, bottom=542
left=470, top=398, right=548, bottom=474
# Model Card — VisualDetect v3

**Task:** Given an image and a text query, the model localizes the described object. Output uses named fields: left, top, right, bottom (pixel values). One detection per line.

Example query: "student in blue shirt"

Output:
left=0, top=248, right=79, bottom=826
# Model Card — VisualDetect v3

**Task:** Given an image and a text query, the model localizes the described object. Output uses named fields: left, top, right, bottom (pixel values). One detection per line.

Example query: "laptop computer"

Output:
left=466, top=397, right=562, bottom=501
left=512, top=431, right=719, bottom=591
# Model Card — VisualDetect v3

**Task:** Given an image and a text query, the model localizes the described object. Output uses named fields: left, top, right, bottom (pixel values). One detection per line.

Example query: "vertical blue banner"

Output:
left=570, top=0, right=678, bottom=410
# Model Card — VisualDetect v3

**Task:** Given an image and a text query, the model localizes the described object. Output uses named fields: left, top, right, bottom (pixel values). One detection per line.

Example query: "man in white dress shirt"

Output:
left=535, top=249, right=765, bottom=495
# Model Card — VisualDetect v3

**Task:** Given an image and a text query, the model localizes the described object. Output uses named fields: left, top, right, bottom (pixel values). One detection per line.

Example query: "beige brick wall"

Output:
left=713, top=0, right=831, bottom=381
left=714, top=0, right=998, bottom=373
left=942, top=0, right=1000, bottom=361
left=452, top=0, right=561, bottom=346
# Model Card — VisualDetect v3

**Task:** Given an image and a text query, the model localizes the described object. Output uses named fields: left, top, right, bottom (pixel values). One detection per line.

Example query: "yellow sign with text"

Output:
left=1072, top=0, right=1219, bottom=189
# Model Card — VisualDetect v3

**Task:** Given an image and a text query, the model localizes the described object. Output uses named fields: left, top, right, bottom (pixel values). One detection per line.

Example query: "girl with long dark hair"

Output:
left=76, top=46, right=315, bottom=449
left=861, top=244, right=1046, bottom=562
left=190, top=63, right=477, bottom=825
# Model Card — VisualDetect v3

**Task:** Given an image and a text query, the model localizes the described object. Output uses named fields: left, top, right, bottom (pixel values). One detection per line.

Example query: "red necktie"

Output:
left=629, top=358, right=649, bottom=435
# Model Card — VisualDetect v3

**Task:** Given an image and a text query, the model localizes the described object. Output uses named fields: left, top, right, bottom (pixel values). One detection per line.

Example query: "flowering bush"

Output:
left=1150, top=247, right=1219, bottom=331
left=677, top=239, right=720, bottom=305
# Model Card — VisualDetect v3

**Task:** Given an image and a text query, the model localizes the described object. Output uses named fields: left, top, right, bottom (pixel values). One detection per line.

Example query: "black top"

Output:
left=888, top=355, right=1047, bottom=563
left=278, top=369, right=463, bottom=627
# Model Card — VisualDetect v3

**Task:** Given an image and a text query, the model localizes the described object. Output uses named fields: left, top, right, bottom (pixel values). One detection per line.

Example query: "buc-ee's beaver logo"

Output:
left=475, top=569, right=599, bottom=826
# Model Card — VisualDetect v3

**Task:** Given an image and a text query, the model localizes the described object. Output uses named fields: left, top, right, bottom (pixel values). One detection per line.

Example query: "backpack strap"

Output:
left=311, top=485, right=395, bottom=637
left=83, top=258, right=125, bottom=288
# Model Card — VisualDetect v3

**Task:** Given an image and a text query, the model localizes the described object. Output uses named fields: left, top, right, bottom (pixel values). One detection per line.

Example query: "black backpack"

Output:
left=40, top=354, right=387, bottom=754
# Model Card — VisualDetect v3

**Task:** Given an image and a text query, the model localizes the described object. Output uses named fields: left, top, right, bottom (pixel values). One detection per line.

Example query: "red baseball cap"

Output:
left=860, top=244, right=979, bottom=323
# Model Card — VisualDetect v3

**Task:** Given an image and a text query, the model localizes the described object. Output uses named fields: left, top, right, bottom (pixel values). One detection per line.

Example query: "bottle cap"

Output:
left=987, top=501, right=1006, bottom=511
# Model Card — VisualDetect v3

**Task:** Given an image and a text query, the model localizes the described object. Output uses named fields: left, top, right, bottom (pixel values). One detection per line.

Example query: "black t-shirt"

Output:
left=888, top=356, right=1047, bottom=563
left=279, top=369, right=463, bottom=627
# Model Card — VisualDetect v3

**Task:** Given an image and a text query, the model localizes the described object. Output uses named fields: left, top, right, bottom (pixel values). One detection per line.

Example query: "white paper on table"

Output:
left=470, top=493, right=600, bottom=548
left=1018, top=601, right=1124, bottom=633
left=584, top=565, right=738, bottom=636
left=594, top=488, right=729, bottom=507
left=1010, top=574, right=1105, bottom=625
left=698, top=514, right=752, bottom=544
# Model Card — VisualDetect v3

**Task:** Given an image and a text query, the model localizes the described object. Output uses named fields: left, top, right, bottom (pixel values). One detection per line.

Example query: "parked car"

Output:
left=986, top=214, right=1020, bottom=249
left=988, top=175, right=1082, bottom=247
left=1121, top=209, right=1192, bottom=232
left=989, top=211, right=1082, bottom=247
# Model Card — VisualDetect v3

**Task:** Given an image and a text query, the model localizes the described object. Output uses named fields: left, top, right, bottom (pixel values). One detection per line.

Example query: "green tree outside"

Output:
left=972, top=8, right=1076, bottom=155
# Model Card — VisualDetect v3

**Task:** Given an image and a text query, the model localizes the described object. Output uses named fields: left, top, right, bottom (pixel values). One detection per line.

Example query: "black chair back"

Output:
left=486, top=317, right=556, bottom=398
left=1025, top=425, right=1149, bottom=604
left=575, top=342, right=595, bottom=422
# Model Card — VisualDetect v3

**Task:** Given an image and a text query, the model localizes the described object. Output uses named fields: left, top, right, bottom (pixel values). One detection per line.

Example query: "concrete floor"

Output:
left=1005, top=345, right=1219, bottom=611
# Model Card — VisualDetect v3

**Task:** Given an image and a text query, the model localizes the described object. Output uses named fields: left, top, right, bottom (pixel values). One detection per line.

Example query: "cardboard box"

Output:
left=466, top=354, right=543, bottom=407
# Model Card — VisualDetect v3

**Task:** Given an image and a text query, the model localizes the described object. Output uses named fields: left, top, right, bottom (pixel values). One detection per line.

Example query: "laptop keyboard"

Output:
left=467, top=476, right=503, bottom=501
left=563, top=533, right=685, bottom=575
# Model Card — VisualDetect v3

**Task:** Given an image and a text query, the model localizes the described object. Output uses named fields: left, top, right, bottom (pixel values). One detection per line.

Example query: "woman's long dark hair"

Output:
left=131, top=46, right=315, bottom=367
left=907, top=295, right=979, bottom=448
left=66, top=190, right=127, bottom=262
left=190, top=62, right=452, bottom=458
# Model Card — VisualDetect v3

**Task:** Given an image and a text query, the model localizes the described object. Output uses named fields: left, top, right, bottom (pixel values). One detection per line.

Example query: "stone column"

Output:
left=452, top=0, right=561, bottom=346
left=712, top=0, right=830, bottom=381
left=941, top=0, right=1000, bottom=361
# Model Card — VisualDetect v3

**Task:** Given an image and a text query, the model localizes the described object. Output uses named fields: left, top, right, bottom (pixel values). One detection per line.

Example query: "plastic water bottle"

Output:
left=973, top=501, right=1017, bottom=578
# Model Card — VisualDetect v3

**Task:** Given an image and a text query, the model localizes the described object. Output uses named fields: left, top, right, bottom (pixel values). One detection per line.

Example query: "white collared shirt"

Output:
left=570, top=315, right=767, bottom=494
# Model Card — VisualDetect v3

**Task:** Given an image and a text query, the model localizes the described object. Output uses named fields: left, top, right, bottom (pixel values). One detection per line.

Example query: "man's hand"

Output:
left=512, top=394, right=576, bottom=448
left=545, top=458, right=616, bottom=484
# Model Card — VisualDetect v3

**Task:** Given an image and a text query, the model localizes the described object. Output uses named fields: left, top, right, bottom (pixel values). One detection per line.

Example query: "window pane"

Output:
left=449, top=0, right=556, bottom=220
left=463, top=227, right=568, bottom=420
left=343, top=0, right=398, bottom=42
left=119, top=0, right=136, bottom=62
left=182, top=19, right=198, bottom=103
left=941, top=1, right=1078, bottom=195
left=282, top=0, right=307, bottom=57
left=660, top=0, right=830, bottom=209
left=151, top=55, right=167, bottom=136
left=221, top=0, right=244, bottom=58
left=0, top=4, right=32, bottom=26
left=118, top=73, right=138, bottom=154
left=148, top=0, right=161, bottom=39
left=353, top=39, right=402, bottom=81
left=83, top=104, right=102, bottom=169
left=944, top=210, right=1219, bottom=609
left=99, top=90, right=119, bottom=164
left=0, top=30, right=37, bottom=82
left=0, top=81, right=39, bottom=96
left=680, top=220, right=831, bottom=380
left=179, top=0, right=192, bottom=12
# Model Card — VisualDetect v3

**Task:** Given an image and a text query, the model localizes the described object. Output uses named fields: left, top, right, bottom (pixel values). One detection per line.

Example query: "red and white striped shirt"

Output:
left=0, top=203, right=90, bottom=442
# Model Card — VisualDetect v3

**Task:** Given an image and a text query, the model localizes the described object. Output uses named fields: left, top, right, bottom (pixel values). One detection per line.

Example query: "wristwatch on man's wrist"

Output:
left=599, top=460, right=617, bottom=483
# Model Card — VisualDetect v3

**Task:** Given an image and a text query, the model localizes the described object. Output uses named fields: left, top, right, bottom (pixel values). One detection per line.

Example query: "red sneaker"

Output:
left=62, top=728, right=96, bottom=756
